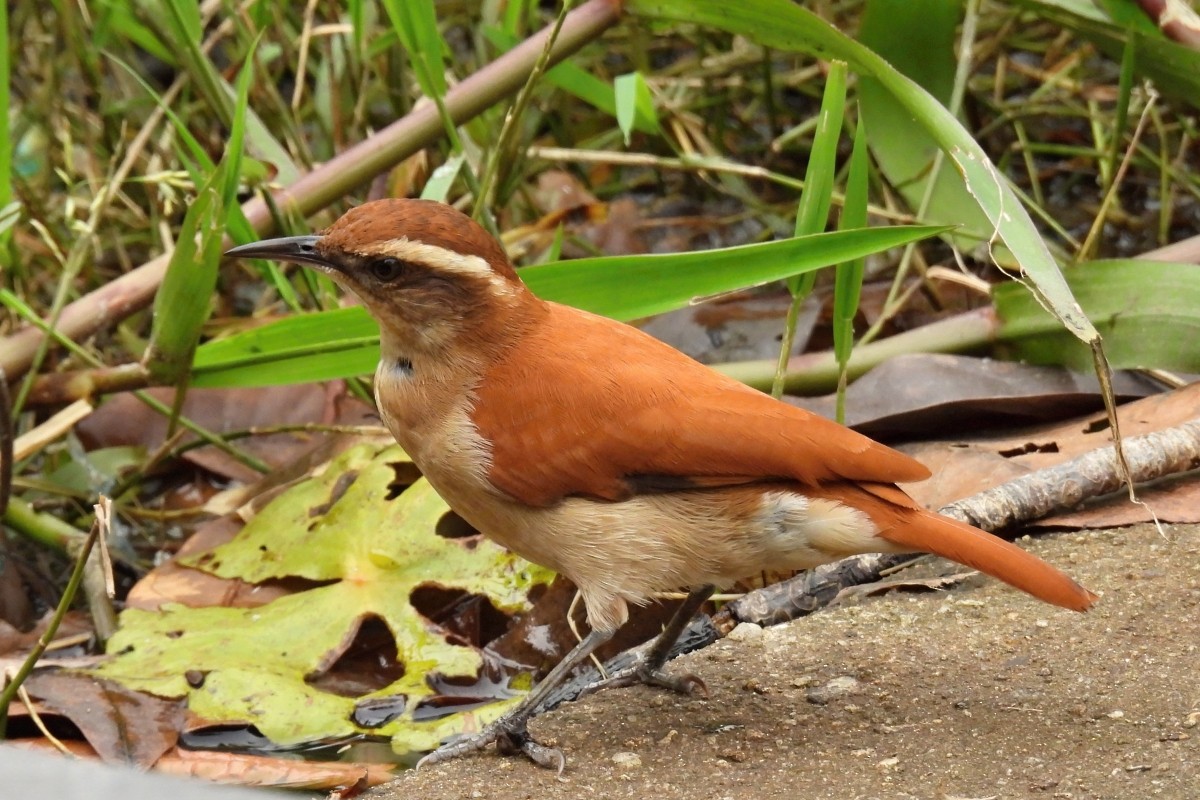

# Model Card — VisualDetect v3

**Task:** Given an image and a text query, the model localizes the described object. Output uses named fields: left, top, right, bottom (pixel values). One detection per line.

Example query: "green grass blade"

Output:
left=144, top=183, right=221, bottom=384
left=420, top=154, right=465, bottom=201
left=833, top=118, right=870, bottom=423
left=772, top=60, right=846, bottom=398
left=794, top=62, right=846, bottom=239
left=380, top=0, right=448, bottom=99
left=483, top=27, right=659, bottom=134
left=194, top=224, right=950, bottom=387
left=145, top=56, right=253, bottom=385
left=614, top=72, right=660, bottom=144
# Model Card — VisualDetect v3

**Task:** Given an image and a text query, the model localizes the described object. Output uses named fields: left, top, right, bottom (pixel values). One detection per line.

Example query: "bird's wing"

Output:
left=472, top=302, right=931, bottom=507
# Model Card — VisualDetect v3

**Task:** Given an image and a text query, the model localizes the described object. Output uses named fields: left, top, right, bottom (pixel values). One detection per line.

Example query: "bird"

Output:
left=226, top=198, right=1097, bottom=772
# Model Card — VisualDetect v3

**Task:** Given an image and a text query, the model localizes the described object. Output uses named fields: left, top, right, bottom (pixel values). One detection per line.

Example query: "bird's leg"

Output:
left=578, top=584, right=715, bottom=698
left=417, top=627, right=614, bottom=773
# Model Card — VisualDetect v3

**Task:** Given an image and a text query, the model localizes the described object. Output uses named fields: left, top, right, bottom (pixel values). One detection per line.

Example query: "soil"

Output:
left=369, top=523, right=1199, bottom=800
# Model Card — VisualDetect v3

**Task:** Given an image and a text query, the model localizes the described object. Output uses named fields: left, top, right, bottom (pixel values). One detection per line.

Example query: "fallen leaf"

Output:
left=23, top=670, right=183, bottom=768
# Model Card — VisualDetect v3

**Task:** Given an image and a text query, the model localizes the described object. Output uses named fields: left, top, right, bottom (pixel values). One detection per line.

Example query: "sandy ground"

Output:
left=370, top=523, right=1199, bottom=800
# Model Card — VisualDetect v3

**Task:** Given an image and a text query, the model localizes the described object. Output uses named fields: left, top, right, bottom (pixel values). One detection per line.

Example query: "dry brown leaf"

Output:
left=22, top=670, right=183, bottom=768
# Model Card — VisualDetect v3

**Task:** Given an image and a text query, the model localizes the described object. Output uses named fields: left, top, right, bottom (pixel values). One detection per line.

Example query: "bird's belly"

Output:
left=418, top=468, right=886, bottom=631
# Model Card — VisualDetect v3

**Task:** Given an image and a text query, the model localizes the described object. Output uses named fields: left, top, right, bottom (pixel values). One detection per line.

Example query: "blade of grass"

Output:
left=771, top=60, right=846, bottom=399
left=144, top=54, right=254, bottom=392
left=483, top=27, right=659, bottom=134
left=614, top=71, right=661, bottom=144
left=193, top=224, right=950, bottom=387
left=833, top=117, right=870, bottom=423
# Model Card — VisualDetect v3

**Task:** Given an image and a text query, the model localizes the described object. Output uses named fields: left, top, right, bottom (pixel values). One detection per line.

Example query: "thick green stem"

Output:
left=719, top=308, right=997, bottom=395
left=2, top=497, right=83, bottom=553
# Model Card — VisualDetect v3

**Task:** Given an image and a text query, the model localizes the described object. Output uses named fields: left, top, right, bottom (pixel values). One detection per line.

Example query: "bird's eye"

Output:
left=369, top=257, right=405, bottom=282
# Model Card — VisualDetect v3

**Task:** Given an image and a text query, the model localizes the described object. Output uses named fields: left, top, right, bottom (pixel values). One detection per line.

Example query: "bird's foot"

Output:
left=582, top=657, right=708, bottom=699
left=416, top=715, right=565, bottom=776
left=497, top=728, right=566, bottom=774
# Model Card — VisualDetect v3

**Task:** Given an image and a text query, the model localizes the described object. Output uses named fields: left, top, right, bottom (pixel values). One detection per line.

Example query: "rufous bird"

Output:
left=227, top=199, right=1097, bottom=771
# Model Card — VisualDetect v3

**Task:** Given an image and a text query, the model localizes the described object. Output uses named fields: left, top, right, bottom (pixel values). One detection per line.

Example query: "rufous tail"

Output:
left=822, top=483, right=1098, bottom=612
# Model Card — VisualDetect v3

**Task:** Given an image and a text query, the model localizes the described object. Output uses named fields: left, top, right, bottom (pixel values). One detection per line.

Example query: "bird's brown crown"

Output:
left=318, top=198, right=519, bottom=283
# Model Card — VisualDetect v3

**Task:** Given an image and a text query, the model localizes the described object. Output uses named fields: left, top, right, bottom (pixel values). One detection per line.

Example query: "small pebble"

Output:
left=611, top=751, right=642, bottom=768
left=806, top=675, right=861, bottom=705
left=726, top=622, right=764, bottom=642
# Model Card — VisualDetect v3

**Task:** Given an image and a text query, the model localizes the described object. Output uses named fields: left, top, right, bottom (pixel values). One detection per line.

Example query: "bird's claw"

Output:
left=416, top=716, right=565, bottom=775
left=498, top=728, right=566, bottom=776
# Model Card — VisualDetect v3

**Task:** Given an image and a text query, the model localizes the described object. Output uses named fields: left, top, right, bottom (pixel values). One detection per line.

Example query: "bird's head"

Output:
left=226, top=199, right=532, bottom=361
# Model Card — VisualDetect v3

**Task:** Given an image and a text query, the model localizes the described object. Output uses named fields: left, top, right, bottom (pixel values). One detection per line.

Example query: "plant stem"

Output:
left=719, top=308, right=996, bottom=395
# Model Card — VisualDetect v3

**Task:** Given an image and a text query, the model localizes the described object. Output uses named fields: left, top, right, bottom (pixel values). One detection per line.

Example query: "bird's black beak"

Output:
left=225, top=235, right=330, bottom=270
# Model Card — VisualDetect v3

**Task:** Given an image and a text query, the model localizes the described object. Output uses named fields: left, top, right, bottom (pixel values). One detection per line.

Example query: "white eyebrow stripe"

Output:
left=373, top=237, right=496, bottom=280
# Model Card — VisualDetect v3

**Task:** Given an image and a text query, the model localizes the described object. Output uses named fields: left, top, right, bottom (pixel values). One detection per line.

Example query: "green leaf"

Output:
left=773, top=60, right=847, bottom=398
left=143, top=183, right=221, bottom=384
left=858, top=0, right=995, bottom=249
left=381, top=0, right=448, bottom=100
left=192, top=307, right=381, bottom=388
left=833, top=117, right=870, bottom=422
left=94, top=444, right=554, bottom=752
left=626, top=0, right=1100, bottom=347
left=794, top=62, right=845, bottom=238
left=525, top=225, right=947, bottom=321
left=614, top=72, right=660, bottom=145
left=93, top=0, right=174, bottom=63
left=218, top=45, right=255, bottom=211
left=994, top=260, right=1200, bottom=371
left=420, top=153, right=465, bottom=201
left=1094, top=0, right=1165, bottom=36
left=194, top=224, right=950, bottom=387
left=143, top=56, right=254, bottom=385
